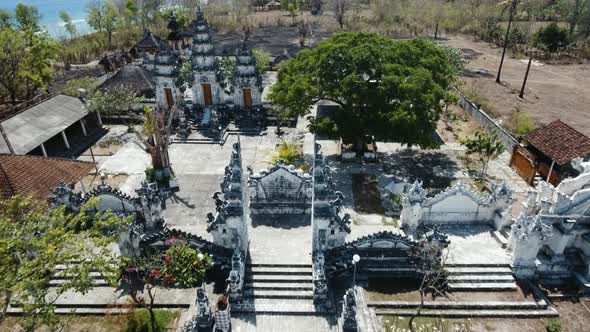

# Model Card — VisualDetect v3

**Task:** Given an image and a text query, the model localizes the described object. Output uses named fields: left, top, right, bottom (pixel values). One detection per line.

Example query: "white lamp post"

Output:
left=352, top=254, right=361, bottom=286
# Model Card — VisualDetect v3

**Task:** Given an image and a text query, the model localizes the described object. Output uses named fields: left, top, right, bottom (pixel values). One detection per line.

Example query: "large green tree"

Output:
left=268, top=32, right=457, bottom=149
left=14, top=3, right=41, bottom=32
left=0, top=196, right=130, bottom=330
left=0, top=28, right=57, bottom=103
left=86, top=0, right=120, bottom=46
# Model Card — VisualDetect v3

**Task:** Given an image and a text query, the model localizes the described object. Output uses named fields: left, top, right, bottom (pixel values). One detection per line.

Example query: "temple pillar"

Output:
left=61, top=131, right=70, bottom=149
left=80, top=119, right=87, bottom=136
left=40, top=143, right=47, bottom=157
left=95, top=110, right=103, bottom=125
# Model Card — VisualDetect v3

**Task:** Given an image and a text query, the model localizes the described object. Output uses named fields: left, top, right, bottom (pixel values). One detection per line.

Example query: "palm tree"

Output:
left=496, top=0, right=520, bottom=83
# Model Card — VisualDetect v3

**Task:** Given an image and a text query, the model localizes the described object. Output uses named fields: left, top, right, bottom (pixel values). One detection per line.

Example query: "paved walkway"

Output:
left=231, top=314, right=339, bottom=332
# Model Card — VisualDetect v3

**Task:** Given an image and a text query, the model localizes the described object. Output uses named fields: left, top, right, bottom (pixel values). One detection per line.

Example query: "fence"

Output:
left=456, top=89, right=520, bottom=152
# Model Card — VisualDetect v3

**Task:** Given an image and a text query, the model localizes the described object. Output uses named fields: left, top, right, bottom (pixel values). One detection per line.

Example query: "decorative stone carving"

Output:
left=313, top=253, right=328, bottom=304
left=207, top=141, right=248, bottom=251
left=226, top=247, right=245, bottom=302
left=508, top=213, right=553, bottom=277
left=249, top=162, right=313, bottom=215
left=342, top=289, right=358, bottom=332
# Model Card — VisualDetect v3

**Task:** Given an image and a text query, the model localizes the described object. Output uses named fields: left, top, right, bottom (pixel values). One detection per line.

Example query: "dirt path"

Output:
left=444, top=34, right=590, bottom=136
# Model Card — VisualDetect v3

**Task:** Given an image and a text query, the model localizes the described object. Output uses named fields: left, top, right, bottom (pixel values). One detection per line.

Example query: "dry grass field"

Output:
left=445, top=34, right=590, bottom=137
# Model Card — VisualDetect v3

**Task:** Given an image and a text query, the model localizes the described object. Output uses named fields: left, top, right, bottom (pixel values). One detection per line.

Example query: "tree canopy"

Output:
left=268, top=32, right=458, bottom=148
left=0, top=27, right=57, bottom=103
left=0, top=196, right=130, bottom=330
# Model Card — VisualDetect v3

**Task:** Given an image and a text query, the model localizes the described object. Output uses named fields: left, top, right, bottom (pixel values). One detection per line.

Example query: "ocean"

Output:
left=1, top=0, right=94, bottom=37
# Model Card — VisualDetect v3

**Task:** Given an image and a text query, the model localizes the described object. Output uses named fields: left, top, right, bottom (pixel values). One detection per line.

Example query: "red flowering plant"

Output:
left=120, top=243, right=212, bottom=330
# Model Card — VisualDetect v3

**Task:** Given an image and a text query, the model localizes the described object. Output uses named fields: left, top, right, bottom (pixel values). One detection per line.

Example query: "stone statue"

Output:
left=195, top=288, right=213, bottom=329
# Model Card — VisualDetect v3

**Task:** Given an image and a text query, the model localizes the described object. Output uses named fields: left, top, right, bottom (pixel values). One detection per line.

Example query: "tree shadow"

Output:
left=381, top=149, right=460, bottom=191
left=166, top=192, right=196, bottom=209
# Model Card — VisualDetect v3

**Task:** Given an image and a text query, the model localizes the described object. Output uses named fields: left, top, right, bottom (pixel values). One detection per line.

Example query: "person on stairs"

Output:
left=213, top=294, right=231, bottom=332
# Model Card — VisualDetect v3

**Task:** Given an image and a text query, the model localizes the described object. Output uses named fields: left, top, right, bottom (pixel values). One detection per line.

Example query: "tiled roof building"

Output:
left=0, top=154, right=94, bottom=200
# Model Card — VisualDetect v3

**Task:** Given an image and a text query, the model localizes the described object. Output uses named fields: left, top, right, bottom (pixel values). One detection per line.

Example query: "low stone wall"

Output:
left=456, top=89, right=519, bottom=152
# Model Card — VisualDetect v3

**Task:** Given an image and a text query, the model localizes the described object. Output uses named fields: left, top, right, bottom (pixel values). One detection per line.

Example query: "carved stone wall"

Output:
left=248, top=163, right=313, bottom=215
left=400, top=181, right=513, bottom=231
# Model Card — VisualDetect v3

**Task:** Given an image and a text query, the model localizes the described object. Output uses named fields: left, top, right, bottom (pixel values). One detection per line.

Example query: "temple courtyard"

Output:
left=64, top=119, right=579, bottom=331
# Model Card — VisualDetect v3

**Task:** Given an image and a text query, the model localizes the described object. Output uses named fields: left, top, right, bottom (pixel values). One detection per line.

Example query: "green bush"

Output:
left=480, top=17, right=503, bottom=42
left=545, top=318, right=561, bottom=332
left=125, top=309, right=178, bottom=332
left=145, top=168, right=156, bottom=183
left=509, top=110, right=536, bottom=136
left=533, top=23, right=569, bottom=52
left=509, top=26, right=528, bottom=45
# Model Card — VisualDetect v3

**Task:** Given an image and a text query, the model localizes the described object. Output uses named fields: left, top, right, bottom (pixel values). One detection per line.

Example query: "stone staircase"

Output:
left=446, top=263, right=518, bottom=292
left=368, top=299, right=559, bottom=318
left=6, top=262, right=193, bottom=315
left=48, top=264, right=110, bottom=287
left=232, top=263, right=329, bottom=315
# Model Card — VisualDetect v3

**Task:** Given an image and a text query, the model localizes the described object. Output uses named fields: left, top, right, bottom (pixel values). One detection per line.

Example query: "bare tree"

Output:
left=408, top=236, right=449, bottom=332
left=332, top=0, right=351, bottom=29
left=298, top=19, right=310, bottom=47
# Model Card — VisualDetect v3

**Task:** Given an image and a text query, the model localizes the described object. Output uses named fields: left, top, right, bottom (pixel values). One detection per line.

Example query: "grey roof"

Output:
left=99, top=65, right=156, bottom=98
left=0, top=94, right=88, bottom=154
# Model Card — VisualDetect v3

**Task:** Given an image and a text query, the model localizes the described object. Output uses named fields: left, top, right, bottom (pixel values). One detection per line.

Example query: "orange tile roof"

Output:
left=525, top=120, right=590, bottom=166
left=0, top=154, right=95, bottom=200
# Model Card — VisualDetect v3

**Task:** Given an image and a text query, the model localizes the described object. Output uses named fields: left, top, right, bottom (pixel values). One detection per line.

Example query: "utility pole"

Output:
left=519, top=56, right=533, bottom=99
left=496, top=1, right=516, bottom=83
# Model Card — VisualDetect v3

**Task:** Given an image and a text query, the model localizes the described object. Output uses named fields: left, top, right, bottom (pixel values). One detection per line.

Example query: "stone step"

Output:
left=247, top=266, right=312, bottom=276
left=6, top=306, right=183, bottom=316
left=446, top=266, right=513, bottom=275
left=374, top=307, right=559, bottom=318
left=243, top=289, right=314, bottom=300
left=448, top=275, right=515, bottom=283
left=245, top=275, right=313, bottom=283
left=247, top=263, right=313, bottom=268
left=231, top=299, right=329, bottom=315
left=244, top=282, right=314, bottom=291
left=448, top=282, right=518, bottom=292
left=368, top=300, right=546, bottom=310
left=47, top=279, right=110, bottom=287
left=52, top=271, right=104, bottom=279
left=446, top=263, right=511, bottom=268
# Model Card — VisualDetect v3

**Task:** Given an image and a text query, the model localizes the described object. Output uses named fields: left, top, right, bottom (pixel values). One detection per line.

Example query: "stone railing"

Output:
left=456, top=88, right=520, bottom=152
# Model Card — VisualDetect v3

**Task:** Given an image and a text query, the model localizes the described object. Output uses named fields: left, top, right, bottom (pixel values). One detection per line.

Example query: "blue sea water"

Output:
left=1, top=0, right=94, bottom=36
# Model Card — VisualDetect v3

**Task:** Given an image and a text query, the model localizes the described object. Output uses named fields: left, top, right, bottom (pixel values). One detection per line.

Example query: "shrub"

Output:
left=545, top=318, right=561, bottom=332
left=510, top=26, right=528, bottom=45
left=272, top=140, right=301, bottom=165
left=533, top=23, right=569, bottom=52
left=509, top=109, right=536, bottom=136
left=480, top=17, right=503, bottom=43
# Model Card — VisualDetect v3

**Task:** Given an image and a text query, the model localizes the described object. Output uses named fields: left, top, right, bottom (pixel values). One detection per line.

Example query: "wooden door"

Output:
left=243, top=88, right=252, bottom=111
left=164, top=88, right=174, bottom=109
left=202, top=83, right=213, bottom=105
